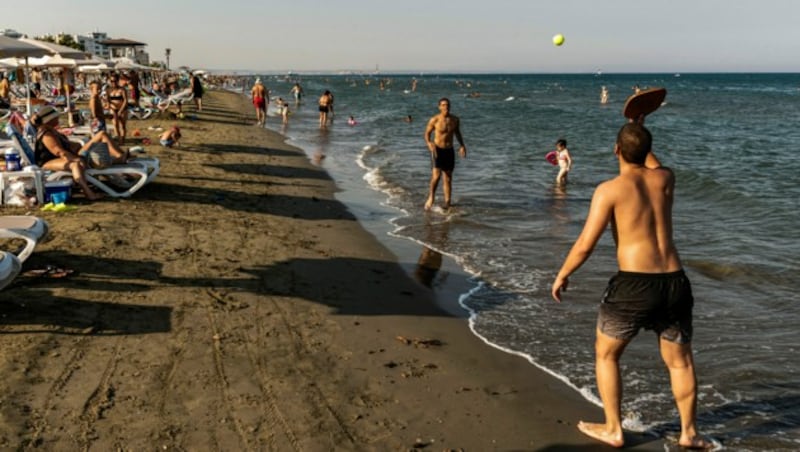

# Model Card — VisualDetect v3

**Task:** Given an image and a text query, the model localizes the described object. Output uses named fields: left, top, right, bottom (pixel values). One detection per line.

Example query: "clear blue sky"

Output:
left=5, top=0, right=800, bottom=73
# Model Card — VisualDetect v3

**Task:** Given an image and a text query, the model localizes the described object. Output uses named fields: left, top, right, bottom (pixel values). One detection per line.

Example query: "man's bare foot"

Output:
left=678, top=435, right=715, bottom=450
left=577, top=421, right=624, bottom=448
left=424, top=196, right=434, bottom=210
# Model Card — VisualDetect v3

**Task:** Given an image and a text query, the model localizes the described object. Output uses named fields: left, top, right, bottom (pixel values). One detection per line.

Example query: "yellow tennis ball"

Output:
left=553, top=34, right=565, bottom=46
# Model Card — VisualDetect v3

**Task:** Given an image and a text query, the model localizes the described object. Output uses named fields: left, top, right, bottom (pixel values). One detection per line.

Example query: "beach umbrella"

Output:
left=18, top=37, right=88, bottom=59
left=113, top=58, right=151, bottom=71
left=26, top=54, right=87, bottom=122
left=0, top=37, right=53, bottom=116
left=0, top=36, right=50, bottom=59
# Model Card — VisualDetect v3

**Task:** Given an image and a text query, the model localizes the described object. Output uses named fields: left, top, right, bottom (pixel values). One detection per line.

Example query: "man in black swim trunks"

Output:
left=551, top=121, right=710, bottom=450
left=423, top=97, right=466, bottom=210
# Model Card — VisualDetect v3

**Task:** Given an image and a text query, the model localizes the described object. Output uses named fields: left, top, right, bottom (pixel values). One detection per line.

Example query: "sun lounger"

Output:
left=6, top=123, right=158, bottom=198
left=0, top=250, right=21, bottom=291
left=0, top=215, right=48, bottom=263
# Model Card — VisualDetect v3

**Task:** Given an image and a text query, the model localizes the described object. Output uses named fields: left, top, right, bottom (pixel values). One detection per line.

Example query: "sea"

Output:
left=238, top=73, right=799, bottom=450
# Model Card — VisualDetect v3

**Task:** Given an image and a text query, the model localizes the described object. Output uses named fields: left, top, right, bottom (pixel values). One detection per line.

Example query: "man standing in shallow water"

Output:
left=424, top=98, right=466, bottom=210
left=251, top=78, right=268, bottom=126
left=551, top=121, right=711, bottom=450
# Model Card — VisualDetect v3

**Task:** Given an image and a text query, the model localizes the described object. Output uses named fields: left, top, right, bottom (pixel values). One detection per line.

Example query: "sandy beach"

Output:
left=0, top=90, right=665, bottom=450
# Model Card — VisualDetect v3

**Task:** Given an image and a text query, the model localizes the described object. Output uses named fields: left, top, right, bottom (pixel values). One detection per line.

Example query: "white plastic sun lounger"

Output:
left=0, top=216, right=48, bottom=263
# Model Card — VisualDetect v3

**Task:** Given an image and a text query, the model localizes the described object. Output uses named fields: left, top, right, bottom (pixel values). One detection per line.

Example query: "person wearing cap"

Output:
left=31, top=106, right=128, bottom=201
left=250, top=78, right=268, bottom=126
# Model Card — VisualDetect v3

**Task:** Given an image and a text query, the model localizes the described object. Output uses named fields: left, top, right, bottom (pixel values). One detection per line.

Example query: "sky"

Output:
left=5, top=0, right=800, bottom=73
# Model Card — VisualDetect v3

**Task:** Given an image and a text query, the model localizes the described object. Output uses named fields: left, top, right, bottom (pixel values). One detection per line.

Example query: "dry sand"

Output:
left=0, top=90, right=665, bottom=450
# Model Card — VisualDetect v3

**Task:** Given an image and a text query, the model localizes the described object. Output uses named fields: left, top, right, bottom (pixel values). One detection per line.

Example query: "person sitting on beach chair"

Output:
left=31, top=106, right=103, bottom=200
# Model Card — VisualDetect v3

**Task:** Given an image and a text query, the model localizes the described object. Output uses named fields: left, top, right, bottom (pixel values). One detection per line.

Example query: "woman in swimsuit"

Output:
left=106, top=74, right=128, bottom=145
left=31, top=107, right=107, bottom=200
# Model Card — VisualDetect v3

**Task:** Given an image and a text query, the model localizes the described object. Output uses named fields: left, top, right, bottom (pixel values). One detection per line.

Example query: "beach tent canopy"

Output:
left=27, top=53, right=106, bottom=68
left=0, top=36, right=50, bottom=59
left=112, top=58, right=152, bottom=71
left=18, top=37, right=88, bottom=59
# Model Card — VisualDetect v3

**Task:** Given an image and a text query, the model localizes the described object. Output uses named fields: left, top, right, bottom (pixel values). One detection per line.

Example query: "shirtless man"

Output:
left=251, top=78, right=268, bottom=126
left=423, top=98, right=466, bottom=210
left=318, top=90, right=333, bottom=127
left=552, top=122, right=710, bottom=450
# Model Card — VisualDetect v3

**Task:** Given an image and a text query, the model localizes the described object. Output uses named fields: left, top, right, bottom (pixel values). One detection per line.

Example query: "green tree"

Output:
left=33, top=33, right=85, bottom=51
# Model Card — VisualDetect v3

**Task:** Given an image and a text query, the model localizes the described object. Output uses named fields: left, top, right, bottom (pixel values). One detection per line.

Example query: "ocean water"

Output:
left=249, top=73, right=800, bottom=450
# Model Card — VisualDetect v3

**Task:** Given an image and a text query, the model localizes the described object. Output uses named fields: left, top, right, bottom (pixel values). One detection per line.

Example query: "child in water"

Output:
left=347, top=115, right=357, bottom=126
left=555, top=139, right=572, bottom=185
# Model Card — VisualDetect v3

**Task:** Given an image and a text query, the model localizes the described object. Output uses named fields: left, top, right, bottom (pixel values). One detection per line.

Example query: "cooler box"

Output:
left=44, top=179, right=73, bottom=203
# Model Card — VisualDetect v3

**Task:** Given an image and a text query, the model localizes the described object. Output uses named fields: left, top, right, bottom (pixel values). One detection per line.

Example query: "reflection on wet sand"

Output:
left=414, top=220, right=450, bottom=288
left=415, top=245, right=443, bottom=288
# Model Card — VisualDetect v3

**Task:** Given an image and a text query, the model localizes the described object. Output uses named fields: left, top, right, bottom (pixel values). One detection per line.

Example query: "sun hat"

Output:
left=34, top=106, right=61, bottom=125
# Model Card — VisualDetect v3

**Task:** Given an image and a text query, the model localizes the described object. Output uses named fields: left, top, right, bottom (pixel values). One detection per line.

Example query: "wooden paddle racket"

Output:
left=623, top=87, right=667, bottom=119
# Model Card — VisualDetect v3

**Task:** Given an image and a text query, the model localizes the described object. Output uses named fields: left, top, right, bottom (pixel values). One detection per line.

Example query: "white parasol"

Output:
left=0, top=37, right=53, bottom=115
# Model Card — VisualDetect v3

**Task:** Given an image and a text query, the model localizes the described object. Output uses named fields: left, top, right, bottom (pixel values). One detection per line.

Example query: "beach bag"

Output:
left=80, top=142, right=113, bottom=169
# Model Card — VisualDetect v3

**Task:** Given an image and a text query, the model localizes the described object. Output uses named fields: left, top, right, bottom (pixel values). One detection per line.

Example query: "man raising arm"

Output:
left=552, top=123, right=710, bottom=450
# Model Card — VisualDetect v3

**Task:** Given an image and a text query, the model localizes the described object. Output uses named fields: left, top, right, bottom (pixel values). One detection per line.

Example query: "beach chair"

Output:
left=0, top=250, right=21, bottom=291
left=7, top=123, right=159, bottom=198
left=0, top=216, right=48, bottom=263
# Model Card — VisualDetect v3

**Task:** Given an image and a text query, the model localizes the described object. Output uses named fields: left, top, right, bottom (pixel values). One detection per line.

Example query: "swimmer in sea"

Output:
left=290, top=82, right=303, bottom=105
left=251, top=78, right=268, bottom=126
left=601, top=86, right=609, bottom=104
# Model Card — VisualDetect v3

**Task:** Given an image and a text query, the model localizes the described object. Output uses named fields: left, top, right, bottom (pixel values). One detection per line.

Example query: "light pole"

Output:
left=165, top=48, right=171, bottom=70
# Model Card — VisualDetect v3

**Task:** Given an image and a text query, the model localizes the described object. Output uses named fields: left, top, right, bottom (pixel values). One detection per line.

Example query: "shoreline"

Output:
left=0, top=90, right=664, bottom=450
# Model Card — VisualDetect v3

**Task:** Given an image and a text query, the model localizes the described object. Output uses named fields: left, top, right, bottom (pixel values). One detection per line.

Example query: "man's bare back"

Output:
left=598, top=164, right=681, bottom=273
left=252, top=84, right=266, bottom=98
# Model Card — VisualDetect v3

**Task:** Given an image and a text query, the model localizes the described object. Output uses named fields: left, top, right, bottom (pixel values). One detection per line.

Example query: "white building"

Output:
left=77, top=32, right=150, bottom=65
left=77, top=31, right=110, bottom=59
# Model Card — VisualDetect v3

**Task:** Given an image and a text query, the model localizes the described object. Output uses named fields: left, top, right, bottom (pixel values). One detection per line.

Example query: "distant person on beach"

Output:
left=551, top=122, right=710, bottom=450
left=160, top=126, right=181, bottom=148
left=106, top=73, right=128, bottom=144
left=318, top=90, right=333, bottom=127
left=423, top=97, right=466, bottom=210
left=600, top=86, right=609, bottom=104
left=88, top=81, right=106, bottom=134
left=554, top=139, right=572, bottom=186
left=280, top=100, right=290, bottom=124
left=290, top=82, right=303, bottom=104
left=251, top=78, right=268, bottom=126
left=190, top=72, right=204, bottom=111
left=0, top=73, right=10, bottom=107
